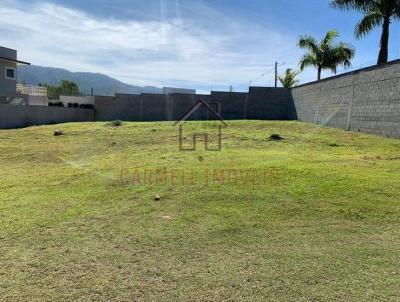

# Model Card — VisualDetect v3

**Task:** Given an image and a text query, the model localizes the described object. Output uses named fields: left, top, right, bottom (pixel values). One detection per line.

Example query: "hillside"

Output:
left=17, top=65, right=162, bottom=96
left=1, top=120, right=400, bottom=301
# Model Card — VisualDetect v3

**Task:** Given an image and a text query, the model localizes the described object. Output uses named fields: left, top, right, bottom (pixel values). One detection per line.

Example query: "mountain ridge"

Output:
left=17, top=65, right=162, bottom=96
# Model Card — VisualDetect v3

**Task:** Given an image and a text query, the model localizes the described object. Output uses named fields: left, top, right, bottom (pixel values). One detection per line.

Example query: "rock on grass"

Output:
left=106, top=120, right=123, bottom=127
left=53, top=130, right=64, bottom=136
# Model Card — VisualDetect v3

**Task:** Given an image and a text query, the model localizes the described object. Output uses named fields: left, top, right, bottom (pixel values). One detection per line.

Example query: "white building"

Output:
left=162, top=87, right=196, bottom=95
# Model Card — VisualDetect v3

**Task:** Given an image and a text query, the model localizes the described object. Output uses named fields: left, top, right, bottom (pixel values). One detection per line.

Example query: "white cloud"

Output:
left=0, top=0, right=309, bottom=91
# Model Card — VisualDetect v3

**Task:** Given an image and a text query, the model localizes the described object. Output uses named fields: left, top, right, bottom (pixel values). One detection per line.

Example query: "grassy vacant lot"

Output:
left=1, top=120, right=400, bottom=301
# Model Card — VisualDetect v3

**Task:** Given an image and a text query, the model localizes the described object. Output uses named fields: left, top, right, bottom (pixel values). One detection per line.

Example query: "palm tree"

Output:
left=298, top=30, right=355, bottom=80
left=278, top=68, right=300, bottom=88
left=331, top=0, right=400, bottom=64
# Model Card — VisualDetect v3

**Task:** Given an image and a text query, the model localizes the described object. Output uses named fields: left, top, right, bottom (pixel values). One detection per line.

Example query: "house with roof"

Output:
left=0, top=46, right=30, bottom=97
left=174, top=99, right=227, bottom=151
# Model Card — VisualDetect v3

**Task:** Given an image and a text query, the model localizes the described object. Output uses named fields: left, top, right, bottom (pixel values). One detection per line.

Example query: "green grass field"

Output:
left=1, top=120, right=400, bottom=301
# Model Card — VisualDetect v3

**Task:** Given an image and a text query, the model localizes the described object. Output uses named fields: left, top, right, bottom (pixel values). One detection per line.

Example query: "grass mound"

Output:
left=269, top=133, right=284, bottom=141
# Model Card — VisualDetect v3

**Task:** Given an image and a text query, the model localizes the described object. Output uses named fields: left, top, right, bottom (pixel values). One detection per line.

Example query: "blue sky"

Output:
left=1, top=0, right=400, bottom=93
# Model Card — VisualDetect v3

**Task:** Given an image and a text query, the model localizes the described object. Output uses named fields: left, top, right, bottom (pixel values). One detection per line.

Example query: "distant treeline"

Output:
left=39, top=80, right=80, bottom=100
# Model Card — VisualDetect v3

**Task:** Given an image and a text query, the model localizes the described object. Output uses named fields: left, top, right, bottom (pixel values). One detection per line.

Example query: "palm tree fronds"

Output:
left=298, top=36, right=319, bottom=54
left=278, top=68, right=300, bottom=88
left=323, top=30, right=339, bottom=46
left=331, top=0, right=400, bottom=64
left=297, top=31, right=355, bottom=80
left=330, top=0, right=372, bottom=12
left=355, top=12, right=383, bottom=38
left=299, top=54, right=318, bottom=71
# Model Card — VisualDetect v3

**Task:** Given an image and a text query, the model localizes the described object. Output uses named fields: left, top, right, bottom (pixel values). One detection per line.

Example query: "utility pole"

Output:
left=274, top=61, right=278, bottom=88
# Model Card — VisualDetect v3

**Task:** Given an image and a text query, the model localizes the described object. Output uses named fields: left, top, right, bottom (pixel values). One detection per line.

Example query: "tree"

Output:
left=45, top=84, right=61, bottom=100
left=59, top=80, right=80, bottom=96
left=298, top=30, right=355, bottom=80
left=331, top=0, right=400, bottom=64
left=45, top=80, right=80, bottom=100
left=278, top=68, right=300, bottom=88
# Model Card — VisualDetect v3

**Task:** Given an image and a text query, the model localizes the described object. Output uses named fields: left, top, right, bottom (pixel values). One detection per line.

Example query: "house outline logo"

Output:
left=173, top=99, right=227, bottom=151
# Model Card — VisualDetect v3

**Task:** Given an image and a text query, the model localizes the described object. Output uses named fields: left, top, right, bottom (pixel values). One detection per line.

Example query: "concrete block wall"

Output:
left=0, top=104, right=94, bottom=129
left=165, top=93, right=211, bottom=121
left=26, top=106, right=94, bottom=126
left=2, top=61, right=400, bottom=138
left=94, top=87, right=291, bottom=122
left=247, top=87, right=291, bottom=120
left=291, top=79, right=353, bottom=129
left=60, top=95, right=95, bottom=106
left=94, top=95, right=140, bottom=121
left=0, top=104, right=26, bottom=128
left=291, top=59, right=400, bottom=138
left=210, top=91, right=247, bottom=120
left=94, top=93, right=212, bottom=122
